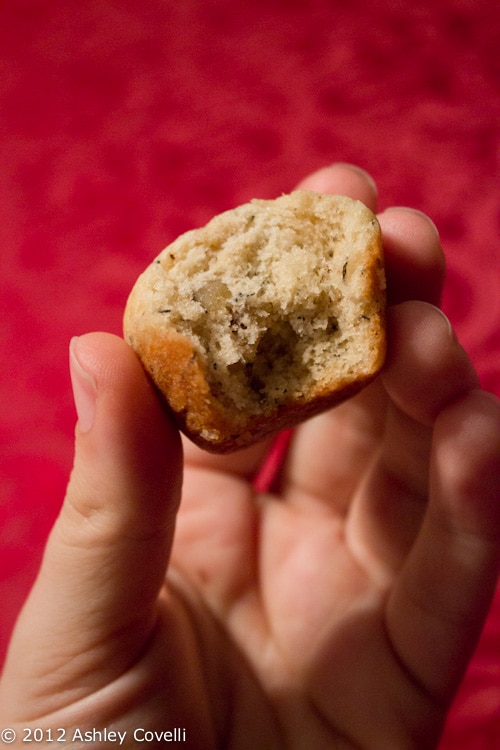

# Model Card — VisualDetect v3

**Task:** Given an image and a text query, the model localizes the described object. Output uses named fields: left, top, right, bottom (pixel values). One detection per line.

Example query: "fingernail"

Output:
left=69, top=337, right=97, bottom=433
left=383, top=206, right=440, bottom=238
left=431, top=304, right=457, bottom=341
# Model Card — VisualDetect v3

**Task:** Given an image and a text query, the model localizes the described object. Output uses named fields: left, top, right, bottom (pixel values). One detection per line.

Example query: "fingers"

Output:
left=386, top=389, right=500, bottom=702
left=381, top=301, right=479, bottom=426
left=279, top=381, right=387, bottom=514
left=345, top=302, right=480, bottom=581
left=1, top=333, right=182, bottom=714
left=378, top=208, right=445, bottom=306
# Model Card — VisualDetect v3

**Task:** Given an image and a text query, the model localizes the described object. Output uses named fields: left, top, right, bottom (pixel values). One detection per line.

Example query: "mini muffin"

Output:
left=124, top=190, right=386, bottom=452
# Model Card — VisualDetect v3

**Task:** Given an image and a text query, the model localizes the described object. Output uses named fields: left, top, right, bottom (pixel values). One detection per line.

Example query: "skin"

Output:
left=1, top=163, right=499, bottom=749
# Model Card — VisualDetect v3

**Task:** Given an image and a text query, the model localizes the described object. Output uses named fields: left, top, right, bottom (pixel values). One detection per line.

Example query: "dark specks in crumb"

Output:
left=158, top=308, right=172, bottom=314
left=230, top=317, right=248, bottom=333
left=233, top=291, right=255, bottom=304
left=342, top=261, right=348, bottom=281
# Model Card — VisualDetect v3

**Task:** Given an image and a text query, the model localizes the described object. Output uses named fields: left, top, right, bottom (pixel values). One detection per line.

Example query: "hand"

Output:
left=1, top=164, right=499, bottom=749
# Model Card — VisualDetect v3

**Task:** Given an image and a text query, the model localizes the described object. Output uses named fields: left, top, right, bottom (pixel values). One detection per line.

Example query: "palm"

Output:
left=161, top=382, right=440, bottom=748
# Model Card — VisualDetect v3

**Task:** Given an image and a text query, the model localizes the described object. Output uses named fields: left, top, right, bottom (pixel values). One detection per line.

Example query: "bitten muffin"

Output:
left=124, top=190, right=386, bottom=452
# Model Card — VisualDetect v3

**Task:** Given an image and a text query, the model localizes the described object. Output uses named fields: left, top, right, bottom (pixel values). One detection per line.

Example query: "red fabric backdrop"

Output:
left=1, top=1, right=499, bottom=745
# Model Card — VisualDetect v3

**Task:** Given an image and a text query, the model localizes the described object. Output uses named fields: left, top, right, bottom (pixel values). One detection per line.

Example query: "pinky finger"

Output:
left=386, top=389, right=500, bottom=703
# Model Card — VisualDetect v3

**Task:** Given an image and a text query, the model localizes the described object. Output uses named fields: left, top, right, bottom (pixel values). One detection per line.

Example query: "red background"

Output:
left=1, top=1, right=499, bottom=745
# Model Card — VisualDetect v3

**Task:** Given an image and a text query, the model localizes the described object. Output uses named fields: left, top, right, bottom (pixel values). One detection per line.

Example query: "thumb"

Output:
left=1, top=333, right=182, bottom=716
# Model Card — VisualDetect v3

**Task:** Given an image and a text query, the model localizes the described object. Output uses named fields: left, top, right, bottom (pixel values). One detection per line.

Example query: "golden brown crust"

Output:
left=126, top=329, right=384, bottom=454
left=124, top=191, right=386, bottom=453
